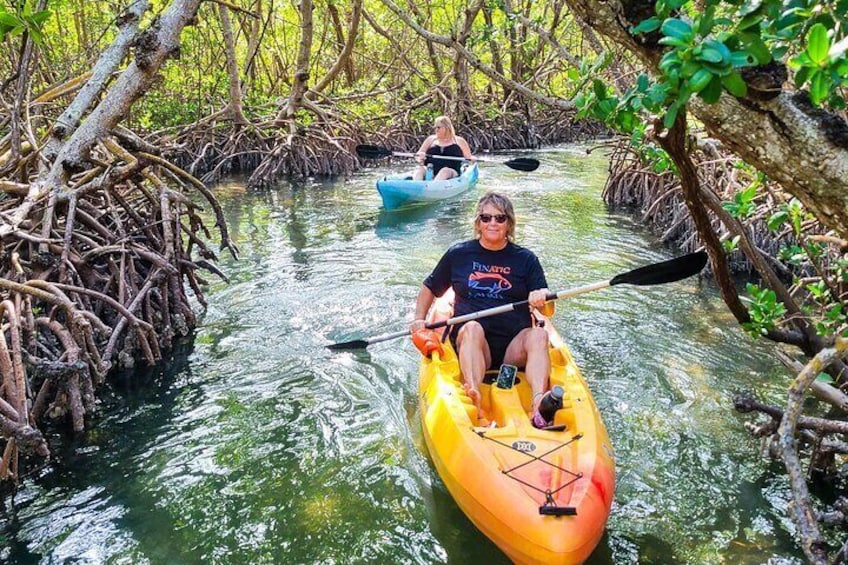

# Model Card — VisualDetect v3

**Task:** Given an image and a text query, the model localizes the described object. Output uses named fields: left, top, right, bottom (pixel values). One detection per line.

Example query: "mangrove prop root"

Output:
left=0, top=132, right=230, bottom=488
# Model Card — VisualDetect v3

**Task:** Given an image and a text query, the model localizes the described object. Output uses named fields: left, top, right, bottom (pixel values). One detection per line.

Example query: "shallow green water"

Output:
left=1, top=145, right=804, bottom=564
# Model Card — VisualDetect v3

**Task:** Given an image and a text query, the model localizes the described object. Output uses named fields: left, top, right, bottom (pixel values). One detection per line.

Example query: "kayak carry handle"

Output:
left=539, top=505, right=577, bottom=516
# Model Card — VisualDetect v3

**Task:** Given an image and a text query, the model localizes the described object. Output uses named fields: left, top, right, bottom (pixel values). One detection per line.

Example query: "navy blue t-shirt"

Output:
left=423, top=239, right=548, bottom=343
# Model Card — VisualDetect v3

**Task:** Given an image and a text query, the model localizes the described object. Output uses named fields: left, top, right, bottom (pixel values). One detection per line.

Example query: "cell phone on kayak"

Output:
left=496, top=364, right=517, bottom=389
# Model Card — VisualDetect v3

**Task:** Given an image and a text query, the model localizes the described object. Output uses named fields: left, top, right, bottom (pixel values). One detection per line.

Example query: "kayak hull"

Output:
left=419, top=300, right=615, bottom=564
left=376, top=163, right=479, bottom=210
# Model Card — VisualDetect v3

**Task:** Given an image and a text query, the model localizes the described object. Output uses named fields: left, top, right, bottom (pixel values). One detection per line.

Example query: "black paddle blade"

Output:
left=610, top=251, right=708, bottom=286
left=327, top=339, right=369, bottom=350
left=356, top=144, right=392, bottom=159
left=504, top=157, right=540, bottom=172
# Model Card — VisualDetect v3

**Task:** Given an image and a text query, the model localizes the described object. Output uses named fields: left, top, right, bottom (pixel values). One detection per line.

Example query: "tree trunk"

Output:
left=408, top=3, right=444, bottom=82
left=243, top=0, right=265, bottom=88
left=276, top=0, right=314, bottom=130
left=481, top=4, right=506, bottom=102
left=326, top=1, right=357, bottom=87
left=450, top=0, right=483, bottom=121
left=310, top=0, right=362, bottom=96
left=45, top=0, right=151, bottom=160
left=218, top=3, right=249, bottom=126
left=0, top=0, right=205, bottom=239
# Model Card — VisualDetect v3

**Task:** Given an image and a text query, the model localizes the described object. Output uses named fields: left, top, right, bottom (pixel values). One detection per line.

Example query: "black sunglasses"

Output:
left=478, top=213, right=508, bottom=224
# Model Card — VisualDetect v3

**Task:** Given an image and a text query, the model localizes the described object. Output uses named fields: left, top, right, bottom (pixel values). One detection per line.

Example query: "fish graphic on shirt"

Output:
left=468, top=271, right=512, bottom=298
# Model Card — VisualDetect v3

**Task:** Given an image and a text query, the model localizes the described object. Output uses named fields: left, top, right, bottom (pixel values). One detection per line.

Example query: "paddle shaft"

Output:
left=355, top=144, right=538, bottom=172
left=389, top=151, right=475, bottom=164
left=357, top=281, right=612, bottom=347
left=328, top=252, right=706, bottom=350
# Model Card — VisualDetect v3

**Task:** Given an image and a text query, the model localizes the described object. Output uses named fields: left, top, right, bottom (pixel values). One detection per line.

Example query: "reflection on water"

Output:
left=1, top=145, right=804, bottom=564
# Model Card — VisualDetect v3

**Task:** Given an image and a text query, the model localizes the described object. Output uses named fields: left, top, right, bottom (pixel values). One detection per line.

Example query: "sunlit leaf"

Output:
left=810, top=71, right=831, bottom=104
left=806, top=23, right=830, bottom=65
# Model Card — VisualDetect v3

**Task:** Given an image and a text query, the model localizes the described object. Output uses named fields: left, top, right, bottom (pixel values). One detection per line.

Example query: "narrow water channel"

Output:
left=1, top=145, right=802, bottom=564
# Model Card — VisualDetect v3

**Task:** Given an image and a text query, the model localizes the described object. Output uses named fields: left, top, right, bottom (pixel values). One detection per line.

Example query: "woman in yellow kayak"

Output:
left=411, top=115, right=475, bottom=181
left=410, top=192, right=555, bottom=426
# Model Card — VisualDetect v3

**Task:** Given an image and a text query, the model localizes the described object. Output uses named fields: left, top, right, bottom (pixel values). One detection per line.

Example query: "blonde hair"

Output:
left=434, top=115, right=456, bottom=137
left=473, top=192, right=516, bottom=241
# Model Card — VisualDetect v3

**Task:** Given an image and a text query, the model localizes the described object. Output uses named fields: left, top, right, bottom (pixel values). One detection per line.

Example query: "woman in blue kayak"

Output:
left=412, top=116, right=475, bottom=181
left=410, top=192, right=554, bottom=426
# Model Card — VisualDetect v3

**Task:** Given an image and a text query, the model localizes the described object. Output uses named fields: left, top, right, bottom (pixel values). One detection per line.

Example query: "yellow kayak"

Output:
left=419, top=298, right=615, bottom=564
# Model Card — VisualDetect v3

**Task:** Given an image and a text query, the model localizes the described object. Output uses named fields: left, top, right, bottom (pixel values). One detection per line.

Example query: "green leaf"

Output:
left=722, top=71, right=748, bottom=97
left=697, top=7, right=716, bottom=36
left=789, top=51, right=813, bottom=69
left=730, top=51, right=757, bottom=67
left=659, top=52, right=683, bottom=73
left=680, top=60, right=701, bottom=78
left=794, top=66, right=811, bottom=88
left=698, top=75, right=724, bottom=103
left=810, top=71, right=831, bottom=104
left=30, top=9, right=51, bottom=25
left=704, top=40, right=732, bottom=64
left=0, top=12, right=20, bottom=27
left=737, top=13, right=763, bottom=31
left=742, top=35, right=772, bottom=64
left=815, top=372, right=834, bottom=384
left=659, top=36, right=693, bottom=48
left=593, top=79, right=607, bottom=100
left=806, top=23, right=830, bottom=65
left=767, top=210, right=788, bottom=230
left=632, top=17, right=662, bottom=35
left=28, top=25, right=42, bottom=44
left=698, top=45, right=725, bottom=64
left=689, top=68, right=714, bottom=92
left=662, top=18, right=694, bottom=42
left=663, top=102, right=680, bottom=129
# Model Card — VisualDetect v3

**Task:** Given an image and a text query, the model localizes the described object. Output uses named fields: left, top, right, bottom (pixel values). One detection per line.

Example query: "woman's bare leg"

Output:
left=434, top=168, right=459, bottom=181
left=455, top=322, right=491, bottom=409
left=412, top=165, right=427, bottom=180
left=502, top=327, right=551, bottom=413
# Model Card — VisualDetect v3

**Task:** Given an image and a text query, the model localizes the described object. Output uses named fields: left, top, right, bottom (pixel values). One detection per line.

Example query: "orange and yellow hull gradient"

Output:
left=419, top=303, right=615, bottom=564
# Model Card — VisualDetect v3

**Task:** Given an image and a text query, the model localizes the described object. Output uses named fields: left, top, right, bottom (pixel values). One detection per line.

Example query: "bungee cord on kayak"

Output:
left=479, top=429, right=585, bottom=516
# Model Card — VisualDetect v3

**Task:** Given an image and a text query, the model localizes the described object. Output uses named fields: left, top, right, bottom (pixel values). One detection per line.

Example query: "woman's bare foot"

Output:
left=530, top=390, right=544, bottom=414
left=462, top=381, right=493, bottom=425
left=462, top=382, right=481, bottom=410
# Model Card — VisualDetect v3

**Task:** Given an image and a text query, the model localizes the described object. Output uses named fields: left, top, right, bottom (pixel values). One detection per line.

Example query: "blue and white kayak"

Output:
left=376, top=162, right=479, bottom=210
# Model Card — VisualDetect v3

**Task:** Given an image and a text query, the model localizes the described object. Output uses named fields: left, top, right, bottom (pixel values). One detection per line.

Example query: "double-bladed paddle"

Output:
left=327, top=251, right=708, bottom=350
left=355, top=144, right=540, bottom=172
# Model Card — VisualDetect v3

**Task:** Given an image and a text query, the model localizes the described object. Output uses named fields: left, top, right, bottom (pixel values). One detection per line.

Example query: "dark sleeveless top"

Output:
left=425, top=142, right=464, bottom=175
